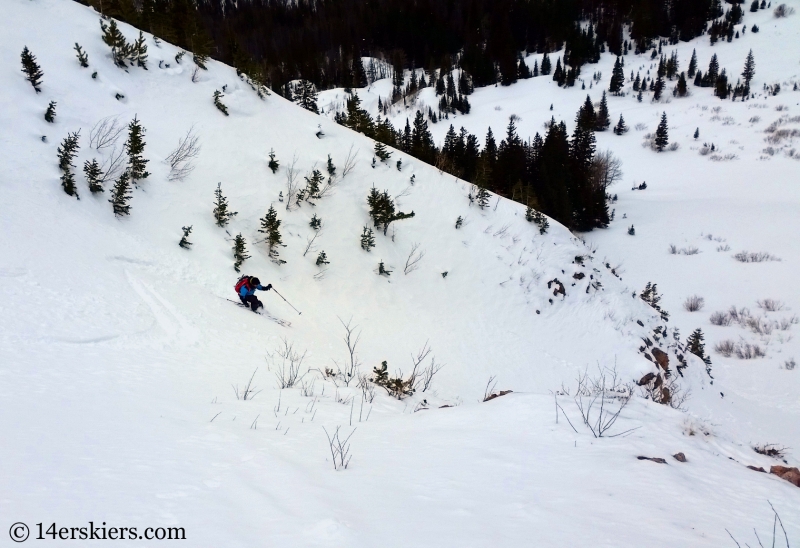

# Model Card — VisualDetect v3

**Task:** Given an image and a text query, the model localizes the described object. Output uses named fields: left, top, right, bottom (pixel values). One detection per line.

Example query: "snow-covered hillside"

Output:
left=1, top=0, right=798, bottom=546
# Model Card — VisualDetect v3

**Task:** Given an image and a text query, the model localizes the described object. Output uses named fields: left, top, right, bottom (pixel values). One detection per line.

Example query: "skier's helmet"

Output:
left=250, top=277, right=260, bottom=286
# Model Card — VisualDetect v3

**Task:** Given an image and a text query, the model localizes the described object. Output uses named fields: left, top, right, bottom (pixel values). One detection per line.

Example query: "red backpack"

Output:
left=234, top=276, right=252, bottom=294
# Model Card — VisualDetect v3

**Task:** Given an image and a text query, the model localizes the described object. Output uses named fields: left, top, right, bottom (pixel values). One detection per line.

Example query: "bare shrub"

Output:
left=165, top=126, right=201, bottom=181
left=699, top=145, right=712, bottom=156
left=99, top=145, right=126, bottom=184
left=681, top=246, right=700, bottom=255
left=634, top=122, right=648, bottom=131
left=284, top=153, right=301, bottom=211
left=749, top=116, right=761, bottom=123
left=710, top=311, right=733, bottom=326
left=773, top=3, right=795, bottom=17
left=590, top=149, right=623, bottom=192
left=323, top=426, right=356, bottom=470
left=668, top=244, right=678, bottom=254
left=89, top=115, right=124, bottom=151
left=733, top=251, right=781, bottom=263
left=684, top=295, right=705, bottom=312
left=357, top=374, right=376, bottom=403
left=778, top=316, right=799, bottom=330
left=714, top=339, right=736, bottom=357
left=785, top=358, right=796, bottom=370
left=666, top=142, right=680, bottom=151
left=725, top=503, right=791, bottom=548
left=403, top=242, right=425, bottom=274
left=728, top=306, right=751, bottom=324
left=300, top=378, right=316, bottom=397
left=753, top=443, right=788, bottom=458
left=744, top=316, right=774, bottom=335
left=757, top=299, right=785, bottom=312
left=716, top=244, right=731, bottom=252
left=341, top=144, right=359, bottom=178
left=330, top=317, right=362, bottom=386
left=735, top=342, right=766, bottom=359
left=232, top=368, right=262, bottom=400
left=269, top=338, right=308, bottom=388
left=572, top=367, right=635, bottom=437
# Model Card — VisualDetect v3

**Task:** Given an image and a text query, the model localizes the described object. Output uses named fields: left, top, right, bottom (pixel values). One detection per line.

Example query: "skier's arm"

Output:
left=256, top=284, right=272, bottom=291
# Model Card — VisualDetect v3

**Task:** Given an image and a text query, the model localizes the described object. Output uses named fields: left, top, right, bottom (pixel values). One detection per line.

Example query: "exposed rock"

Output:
left=770, top=465, right=800, bottom=487
left=638, top=372, right=656, bottom=386
left=672, top=452, right=686, bottom=462
left=637, top=320, right=644, bottom=327
left=484, top=390, right=513, bottom=402
left=637, top=456, right=667, bottom=464
left=747, top=465, right=766, bottom=472
left=651, top=347, right=669, bottom=370
left=572, top=272, right=585, bottom=280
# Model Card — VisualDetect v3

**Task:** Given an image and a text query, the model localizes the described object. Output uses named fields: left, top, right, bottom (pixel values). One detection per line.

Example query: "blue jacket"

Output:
left=239, top=283, right=269, bottom=298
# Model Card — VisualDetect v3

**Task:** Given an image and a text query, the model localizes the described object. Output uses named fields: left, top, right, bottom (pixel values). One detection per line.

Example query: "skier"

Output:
left=235, top=275, right=272, bottom=312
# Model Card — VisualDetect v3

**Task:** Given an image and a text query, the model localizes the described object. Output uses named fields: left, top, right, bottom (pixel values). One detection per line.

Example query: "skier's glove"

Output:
left=265, top=284, right=273, bottom=291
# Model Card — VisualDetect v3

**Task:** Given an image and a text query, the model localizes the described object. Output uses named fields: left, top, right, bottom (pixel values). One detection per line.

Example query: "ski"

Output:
left=224, top=298, right=292, bottom=327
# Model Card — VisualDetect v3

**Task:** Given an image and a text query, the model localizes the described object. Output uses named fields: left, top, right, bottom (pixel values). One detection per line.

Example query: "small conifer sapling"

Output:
left=309, top=213, right=321, bottom=230
left=258, top=205, right=285, bottom=264
left=476, top=185, right=490, bottom=209
left=455, top=216, right=463, bottom=229
left=378, top=261, right=392, bottom=276
left=613, top=114, right=628, bottom=135
left=267, top=149, right=279, bottom=173
left=57, top=131, right=81, bottom=198
left=315, top=251, right=329, bottom=266
left=44, top=101, right=56, bottom=123
left=125, top=116, right=150, bottom=183
left=212, top=183, right=238, bottom=227
left=374, top=141, right=392, bottom=162
left=326, top=154, right=336, bottom=177
left=179, top=226, right=193, bottom=249
left=361, top=226, right=375, bottom=251
left=109, top=170, right=132, bottom=216
left=74, top=43, right=89, bottom=68
left=21, top=47, right=44, bottom=92
left=232, top=233, right=250, bottom=272
left=213, top=90, right=229, bottom=116
left=654, top=112, right=669, bottom=152
left=83, top=159, right=104, bottom=193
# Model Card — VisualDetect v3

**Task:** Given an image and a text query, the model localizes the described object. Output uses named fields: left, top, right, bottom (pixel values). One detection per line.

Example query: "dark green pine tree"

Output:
left=57, top=131, right=81, bottom=198
left=694, top=128, right=700, bottom=139
left=258, top=205, right=285, bottom=263
left=326, top=154, right=336, bottom=177
left=296, top=80, right=319, bottom=113
left=232, top=233, right=250, bottom=272
left=715, top=69, right=729, bottom=99
left=576, top=95, right=597, bottom=131
left=125, top=116, right=149, bottom=183
left=212, top=183, right=238, bottom=226
left=686, top=328, right=712, bottom=368
left=315, top=250, right=329, bottom=266
left=304, top=169, right=325, bottom=200
left=100, top=19, right=131, bottom=68
left=44, top=101, right=57, bottom=123
left=676, top=72, right=688, bottom=97
left=653, top=76, right=665, bottom=100
left=609, top=56, right=625, bottom=94
left=213, top=90, right=229, bottom=116
left=374, top=141, right=392, bottom=162
left=310, top=213, right=322, bottom=230
left=74, top=43, right=89, bottom=68
left=703, top=54, right=719, bottom=87
left=178, top=225, right=193, bottom=249
left=476, top=185, right=490, bottom=209
left=741, top=49, right=755, bottom=94
left=360, top=226, right=375, bottom=251
left=20, top=47, right=44, bottom=92
left=109, top=170, right=132, bottom=216
left=687, top=49, right=698, bottom=77
left=132, top=31, right=148, bottom=69
left=613, top=114, right=628, bottom=135
left=83, top=159, right=105, bottom=193
left=268, top=149, right=279, bottom=173
left=595, top=91, right=610, bottom=131
left=540, top=52, right=551, bottom=75
left=655, top=112, right=669, bottom=152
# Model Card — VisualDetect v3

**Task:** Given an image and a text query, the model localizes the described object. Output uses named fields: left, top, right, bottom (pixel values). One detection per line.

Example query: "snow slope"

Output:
left=1, top=0, right=798, bottom=546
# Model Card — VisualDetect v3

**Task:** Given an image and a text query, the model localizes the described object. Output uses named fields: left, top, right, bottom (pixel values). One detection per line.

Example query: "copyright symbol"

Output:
left=9, top=522, right=29, bottom=542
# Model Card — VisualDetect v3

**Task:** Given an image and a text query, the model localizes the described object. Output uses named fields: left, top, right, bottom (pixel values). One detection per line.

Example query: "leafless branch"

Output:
left=332, top=316, right=362, bottom=386
left=285, top=153, right=301, bottom=211
left=99, top=145, right=126, bottom=184
left=403, top=242, right=425, bottom=275
left=165, top=126, right=201, bottom=182
left=269, top=338, right=308, bottom=389
left=303, top=228, right=323, bottom=257
left=323, top=425, right=356, bottom=470
left=232, top=368, right=262, bottom=400
left=90, top=116, right=124, bottom=151
left=341, top=144, right=359, bottom=178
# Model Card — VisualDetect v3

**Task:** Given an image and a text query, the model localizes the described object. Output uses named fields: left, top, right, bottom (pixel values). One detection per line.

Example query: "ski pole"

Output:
left=272, top=288, right=302, bottom=315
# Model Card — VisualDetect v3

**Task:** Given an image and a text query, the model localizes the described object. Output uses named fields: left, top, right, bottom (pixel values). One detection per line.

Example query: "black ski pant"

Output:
left=240, top=294, right=262, bottom=312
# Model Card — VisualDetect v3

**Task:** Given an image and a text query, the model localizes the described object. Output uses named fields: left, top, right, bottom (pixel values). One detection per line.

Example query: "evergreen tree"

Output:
left=704, top=54, right=719, bottom=87
left=258, top=205, right=284, bottom=263
left=741, top=49, right=755, bottom=94
left=100, top=19, right=131, bottom=68
left=109, top=170, right=132, bottom=216
left=378, top=261, right=392, bottom=276
left=609, top=56, right=625, bottom=94
left=455, top=215, right=463, bottom=229
left=20, top=47, right=44, bottom=92
left=540, top=52, right=551, bottom=75
left=309, top=213, right=321, bottom=230
left=213, top=90, right=229, bottom=115
left=326, top=154, right=336, bottom=177
left=84, top=159, right=104, bottom=193
left=360, top=226, right=375, bottom=251
left=595, top=91, right=610, bottom=131
left=57, top=131, right=81, bottom=198
left=613, top=114, right=628, bottom=135
left=714, top=69, right=729, bottom=99
left=576, top=95, right=597, bottom=131
left=374, top=141, right=392, bottom=161
left=133, top=31, right=148, bottom=69
left=686, top=328, right=712, bottom=366
left=653, top=76, right=665, bottom=100
left=315, top=250, right=329, bottom=266
left=296, top=80, right=319, bottom=113
left=640, top=282, right=669, bottom=321
left=268, top=149, right=279, bottom=173
left=693, top=127, right=699, bottom=139
left=212, top=182, right=237, bottom=226
left=687, top=49, right=697, bottom=77
left=303, top=169, right=325, bottom=200
left=44, top=101, right=56, bottom=123
left=367, top=186, right=414, bottom=234
left=676, top=72, right=688, bottom=97
left=179, top=225, right=193, bottom=249
left=74, top=43, right=89, bottom=68
left=476, top=185, right=490, bottom=209
left=655, top=112, right=669, bottom=151
left=232, top=233, right=250, bottom=272
left=125, top=116, right=149, bottom=182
